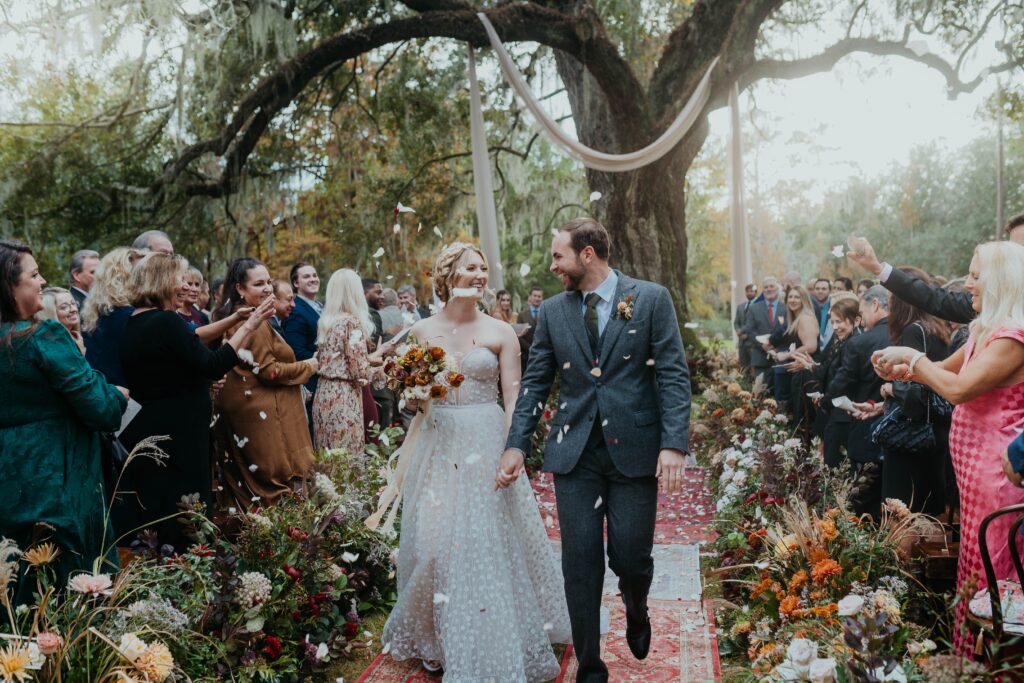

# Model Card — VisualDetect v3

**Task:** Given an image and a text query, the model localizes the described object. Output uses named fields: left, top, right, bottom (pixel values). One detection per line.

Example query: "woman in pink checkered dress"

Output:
left=872, top=241, right=1024, bottom=652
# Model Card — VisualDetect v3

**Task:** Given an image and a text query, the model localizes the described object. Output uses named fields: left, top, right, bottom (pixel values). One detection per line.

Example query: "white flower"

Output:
left=783, top=438, right=802, bottom=449
left=247, top=512, right=273, bottom=528
left=67, top=572, right=113, bottom=595
left=238, top=572, right=272, bottom=609
left=740, top=438, right=753, bottom=449
left=313, top=472, right=341, bottom=503
left=906, top=639, right=936, bottom=655
left=724, top=450, right=740, bottom=467
left=871, top=665, right=907, bottom=682
left=316, top=642, right=329, bottom=661
left=340, top=551, right=359, bottom=564
left=809, top=657, right=837, bottom=682
left=118, top=633, right=148, bottom=662
left=720, top=468, right=735, bottom=484
left=733, top=471, right=748, bottom=487
left=837, top=594, right=864, bottom=617
left=786, top=638, right=817, bottom=667
left=26, top=642, right=45, bottom=670
left=774, top=413, right=789, bottom=423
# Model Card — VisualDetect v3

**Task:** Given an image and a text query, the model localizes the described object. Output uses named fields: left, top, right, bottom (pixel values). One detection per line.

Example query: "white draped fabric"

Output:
left=475, top=12, right=719, bottom=173
left=468, top=46, right=505, bottom=290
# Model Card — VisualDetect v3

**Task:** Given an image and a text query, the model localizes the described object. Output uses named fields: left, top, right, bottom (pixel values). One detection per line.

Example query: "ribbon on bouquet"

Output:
left=365, top=403, right=437, bottom=535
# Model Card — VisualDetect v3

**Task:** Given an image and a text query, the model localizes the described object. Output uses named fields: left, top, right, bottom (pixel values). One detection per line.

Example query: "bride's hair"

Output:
left=432, top=242, right=488, bottom=303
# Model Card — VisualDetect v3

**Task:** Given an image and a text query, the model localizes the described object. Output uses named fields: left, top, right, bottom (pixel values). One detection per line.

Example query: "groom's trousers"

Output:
left=553, top=419, right=658, bottom=682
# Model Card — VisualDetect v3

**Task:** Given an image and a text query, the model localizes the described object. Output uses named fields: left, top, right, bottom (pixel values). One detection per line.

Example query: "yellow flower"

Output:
left=817, top=518, right=837, bottom=543
left=23, top=542, right=59, bottom=567
left=726, top=383, right=742, bottom=395
left=135, top=641, right=174, bottom=682
left=0, top=644, right=34, bottom=682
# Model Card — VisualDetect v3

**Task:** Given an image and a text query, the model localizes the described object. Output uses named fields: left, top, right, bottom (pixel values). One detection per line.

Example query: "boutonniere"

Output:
left=616, top=294, right=634, bottom=320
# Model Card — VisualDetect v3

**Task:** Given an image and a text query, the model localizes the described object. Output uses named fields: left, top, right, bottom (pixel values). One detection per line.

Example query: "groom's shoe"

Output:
left=625, top=608, right=652, bottom=660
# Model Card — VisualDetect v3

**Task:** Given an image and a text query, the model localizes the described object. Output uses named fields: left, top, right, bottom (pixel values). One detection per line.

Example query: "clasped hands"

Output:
left=870, top=346, right=916, bottom=382
left=494, top=447, right=689, bottom=494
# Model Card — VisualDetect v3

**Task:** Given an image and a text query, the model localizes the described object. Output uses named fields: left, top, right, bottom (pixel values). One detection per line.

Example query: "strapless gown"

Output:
left=382, top=347, right=571, bottom=682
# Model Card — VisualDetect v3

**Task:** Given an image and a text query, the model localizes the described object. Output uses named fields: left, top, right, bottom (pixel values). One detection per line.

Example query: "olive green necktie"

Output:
left=584, top=292, right=601, bottom=354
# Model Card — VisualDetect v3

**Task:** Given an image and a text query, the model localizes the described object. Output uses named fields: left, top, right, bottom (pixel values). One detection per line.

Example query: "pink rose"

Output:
left=37, top=631, right=63, bottom=655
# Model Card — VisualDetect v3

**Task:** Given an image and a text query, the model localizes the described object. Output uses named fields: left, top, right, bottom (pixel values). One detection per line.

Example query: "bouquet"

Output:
left=384, top=337, right=465, bottom=406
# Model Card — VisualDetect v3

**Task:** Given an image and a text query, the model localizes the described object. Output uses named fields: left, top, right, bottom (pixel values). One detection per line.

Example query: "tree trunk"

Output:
left=554, top=51, right=709, bottom=325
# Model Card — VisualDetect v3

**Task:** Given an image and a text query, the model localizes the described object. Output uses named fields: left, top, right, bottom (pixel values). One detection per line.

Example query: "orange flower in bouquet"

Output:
left=384, top=336, right=465, bottom=407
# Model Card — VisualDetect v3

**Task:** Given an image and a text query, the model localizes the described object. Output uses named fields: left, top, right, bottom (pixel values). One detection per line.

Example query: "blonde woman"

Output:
left=768, top=284, right=819, bottom=407
left=82, top=247, right=138, bottom=385
left=872, top=241, right=1024, bottom=652
left=176, top=266, right=209, bottom=329
left=36, top=287, right=86, bottom=354
left=379, top=243, right=570, bottom=680
left=313, top=269, right=393, bottom=453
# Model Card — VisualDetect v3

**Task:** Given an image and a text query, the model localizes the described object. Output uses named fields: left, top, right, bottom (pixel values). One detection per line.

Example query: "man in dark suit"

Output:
left=846, top=213, right=1024, bottom=326
left=281, top=262, right=321, bottom=433
left=363, top=277, right=396, bottom=426
left=499, top=218, right=691, bottom=683
left=740, top=276, right=782, bottom=392
left=68, top=249, right=99, bottom=309
left=733, top=284, right=757, bottom=373
left=516, top=285, right=544, bottom=375
left=823, top=285, right=890, bottom=515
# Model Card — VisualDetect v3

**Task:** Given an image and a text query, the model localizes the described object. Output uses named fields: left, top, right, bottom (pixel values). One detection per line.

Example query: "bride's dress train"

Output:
left=382, top=347, right=571, bottom=682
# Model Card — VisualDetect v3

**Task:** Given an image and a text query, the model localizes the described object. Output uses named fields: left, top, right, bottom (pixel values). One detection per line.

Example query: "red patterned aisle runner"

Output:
left=355, top=468, right=720, bottom=682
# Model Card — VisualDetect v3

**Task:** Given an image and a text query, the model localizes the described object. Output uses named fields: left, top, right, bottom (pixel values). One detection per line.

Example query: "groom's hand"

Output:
left=656, top=448, right=687, bottom=494
left=495, top=448, right=525, bottom=490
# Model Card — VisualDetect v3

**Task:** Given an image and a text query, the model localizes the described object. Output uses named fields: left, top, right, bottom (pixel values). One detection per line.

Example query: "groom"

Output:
left=496, top=217, right=691, bottom=682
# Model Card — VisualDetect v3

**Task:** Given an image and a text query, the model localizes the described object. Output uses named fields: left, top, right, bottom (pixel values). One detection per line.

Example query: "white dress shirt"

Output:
left=579, top=270, right=618, bottom=337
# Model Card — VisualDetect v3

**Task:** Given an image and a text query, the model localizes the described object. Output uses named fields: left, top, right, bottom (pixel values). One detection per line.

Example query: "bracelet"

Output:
left=907, top=351, right=926, bottom=378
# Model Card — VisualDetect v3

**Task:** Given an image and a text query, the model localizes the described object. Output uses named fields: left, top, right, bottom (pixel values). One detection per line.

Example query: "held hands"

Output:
left=494, top=448, right=525, bottom=490
left=851, top=400, right=884, bottom=420
left=871, top=347, right=914, bottom=381
left=657, top=448, right=687, bottom=494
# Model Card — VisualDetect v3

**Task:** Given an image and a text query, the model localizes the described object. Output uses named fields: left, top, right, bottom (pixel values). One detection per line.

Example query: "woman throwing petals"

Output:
left=870, top=241, right=1024, bottom=652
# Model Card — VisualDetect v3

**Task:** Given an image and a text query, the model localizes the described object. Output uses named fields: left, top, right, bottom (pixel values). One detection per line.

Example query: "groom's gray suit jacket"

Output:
left=506, top=271, right=691, bottom=477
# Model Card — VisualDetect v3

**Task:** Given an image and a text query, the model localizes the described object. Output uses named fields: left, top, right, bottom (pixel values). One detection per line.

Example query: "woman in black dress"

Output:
left=878, top=266, right=951, bottom=516
left=116, top=252, right=274, bottom=550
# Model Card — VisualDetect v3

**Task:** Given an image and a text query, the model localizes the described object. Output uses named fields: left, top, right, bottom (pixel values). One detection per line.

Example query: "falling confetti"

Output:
left=623, top=354, right=631, bottom=360
left=590, top=367, right=602, bottom=377
left=396, top=201, right=416, bottom=213
left=602, top=419, right=609, bottom=427
left=589, top=191, right=602, bottom=202
left=372, top=247, right=385, bottom=258
left=341, top=552, right=360, bottom=563
left=646, top=359, right=656, bottom=366
left=519, top=262, right=531, bottom=277
left=248, top=464, right=258, bottom=472
left=259, top=411, right=267, bottom=420
left=433, top=592, right=449, bottom=605
left=433, top=226, right=443, bottom=238
left=831, top=245, right=845, bottom=258
left=543, top=622, right=554, bottom=631
left=393, top=223, right=401, bottom=234
left=237, top=348, right=254, bottom=365
left=234, top=435, right=249, bottom=448
left=684, top=322, right=699, bottom=329
left=556, top=430, right=564, bottom=444
left=228, top=507, right=236, bottom=514
left=594, top=496, right=603, bottom=509
left=244, top=390, right=252, bottom=397
left=562, top=361, right=571, bottom=369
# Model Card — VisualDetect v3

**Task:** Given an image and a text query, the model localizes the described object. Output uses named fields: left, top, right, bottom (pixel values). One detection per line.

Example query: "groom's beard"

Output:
left=559, top=261, right=586, bottom=291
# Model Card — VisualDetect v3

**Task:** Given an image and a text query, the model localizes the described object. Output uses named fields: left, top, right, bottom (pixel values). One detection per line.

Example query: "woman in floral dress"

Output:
left=872, top=241, right=1024, bottom=652
left=313, top=269, right=393, bottom=453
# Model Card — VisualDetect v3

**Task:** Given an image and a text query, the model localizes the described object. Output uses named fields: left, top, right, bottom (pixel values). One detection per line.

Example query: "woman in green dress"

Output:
left=0, top=240, right=127, bottom=600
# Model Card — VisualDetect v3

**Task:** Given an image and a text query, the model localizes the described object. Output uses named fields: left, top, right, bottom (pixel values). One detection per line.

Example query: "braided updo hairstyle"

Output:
left=432, top=242, right=489, bottom=303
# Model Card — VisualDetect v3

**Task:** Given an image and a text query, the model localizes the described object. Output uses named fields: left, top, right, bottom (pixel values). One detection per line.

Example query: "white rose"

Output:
left=809, top=657, right=837, bottom=683
left=786, top=638, right=817, bottom=668
left=720, top=468, right=735, bottom=484
left=741, top=438, right=753, bottom=449
left=733, top=471, right=748, bottom=487
left=872, top=665, right=907, bottom=683
left=118, top=633, right=148, bottom=662
left=837, top=594, right=865, bottom=617
left=783, top=438, right=802, bottom=449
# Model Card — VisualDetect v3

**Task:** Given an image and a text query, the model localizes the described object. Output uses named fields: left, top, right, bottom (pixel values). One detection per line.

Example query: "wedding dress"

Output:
left=382, top=347, right=571, bottom=682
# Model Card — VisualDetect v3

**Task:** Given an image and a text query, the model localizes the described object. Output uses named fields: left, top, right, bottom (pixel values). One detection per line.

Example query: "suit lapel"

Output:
left=561, top=291, right=594, bottom=361
left=599, top=272, right=637, bottom=364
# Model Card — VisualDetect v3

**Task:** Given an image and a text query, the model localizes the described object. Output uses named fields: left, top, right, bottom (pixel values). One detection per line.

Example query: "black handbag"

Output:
left=870, top=323, right=936, bottom=456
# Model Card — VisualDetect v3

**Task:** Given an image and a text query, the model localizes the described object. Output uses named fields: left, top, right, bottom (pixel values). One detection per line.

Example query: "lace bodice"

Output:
left=436, top=347, right=499, bottom=407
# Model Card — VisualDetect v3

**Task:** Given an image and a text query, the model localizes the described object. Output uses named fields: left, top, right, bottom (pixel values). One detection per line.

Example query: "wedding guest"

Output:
left=363, top=277, right=396, bottom=426
left=68, top=249, right=99, bottom=309
left=37, top=287, right=86, bottom=355
left=211, top=277, right=225, bottom=309
left=176, top=266, right=209, bottom=329
left=823, top=286, right=890, bottom=515
left=82, top=247, right=138, bottom=386
left=270, top=279, right=296, bottom=334
left=811, top=278, right=833, bottom=349
left=313, top=269, right=393, bottom=453
left=782, top=271, right=802, bottom=292
left=363, top=277, right=385, bottom=341
left=733, top=284, right=757, bottom=373
left=0, top=240, right=127, bottom=602
left=397, top=284, right=430, bottom=321
left=878, top=267, right=951, bottom=516
left=856, top=279, right=874, bottom=297
left=792, top=294, right=862, bottom=466
left=491, top=289, right=515, bottom=323
left=281, top=262, right=321, bottom=423
left=116, top=252, right=273, bottom=550
left=740, top=276, right=781, bottom=391
left=517, top=285, right=544, bottom=374
left=131, top=229, right=174, bottom=255
left=870, top=241, right=1024, bottom=653
left=833, top=277, right=853, bottom=293
left=379, top=287, right=406, bottom=333
left=769, top=284, right=818, bottom=408
left=214, top=258, right=317, bottom=510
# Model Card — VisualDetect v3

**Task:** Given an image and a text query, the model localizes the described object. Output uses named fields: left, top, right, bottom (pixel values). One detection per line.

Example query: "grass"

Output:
left=326, top=610, right=389, bottom=682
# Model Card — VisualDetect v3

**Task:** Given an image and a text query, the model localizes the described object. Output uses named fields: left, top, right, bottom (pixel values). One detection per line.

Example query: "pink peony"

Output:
left=36, top=632, right=62, bottom=655
left=67, top=572, right=113, bottom=595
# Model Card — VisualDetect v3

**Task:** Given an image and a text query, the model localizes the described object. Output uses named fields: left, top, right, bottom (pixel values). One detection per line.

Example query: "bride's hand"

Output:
left=495, top=448, right=525, bottom=490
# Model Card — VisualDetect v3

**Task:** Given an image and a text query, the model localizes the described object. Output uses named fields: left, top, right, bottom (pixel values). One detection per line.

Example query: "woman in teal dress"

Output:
left=0, top=240, right=127, bottom=599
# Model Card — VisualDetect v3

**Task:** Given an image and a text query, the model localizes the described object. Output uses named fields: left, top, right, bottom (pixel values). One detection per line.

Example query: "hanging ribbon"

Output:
left=365, top=404, right=437, bottom=536
left=476, top=12, right=718, bottom=173
left=468, top=45, right=505, bottom=290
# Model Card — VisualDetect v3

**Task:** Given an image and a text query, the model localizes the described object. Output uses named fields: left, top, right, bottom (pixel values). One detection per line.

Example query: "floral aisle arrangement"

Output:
left=0, top=436, right=400, bottom=682
left=693, top=376, right=974, bottom=682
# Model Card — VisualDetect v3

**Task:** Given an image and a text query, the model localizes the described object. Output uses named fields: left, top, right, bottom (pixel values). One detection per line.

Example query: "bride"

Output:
left=378, top=242, right=571, bottom=681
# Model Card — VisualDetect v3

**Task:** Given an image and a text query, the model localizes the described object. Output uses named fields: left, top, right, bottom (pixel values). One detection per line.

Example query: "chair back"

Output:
left=977, top=503, right=1024, bottom=640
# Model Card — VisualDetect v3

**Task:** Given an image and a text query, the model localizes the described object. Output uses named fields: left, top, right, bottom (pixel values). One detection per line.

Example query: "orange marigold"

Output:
left=811, top=559, right=842, bottom=584
left=812, top=603, right=839, bottom=618
left=808, top=546, right=831, bottom=564
left=817, top=518, right=838, bottom=542
left=429, top=346, right=445, bottom=360
left=430, top=385, right=448, bottom=399
left=779, top=595, right=801, bottom=617
left=788, top=570, right=809, bottom=593
left=749, top=577, right=773, bottom=599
